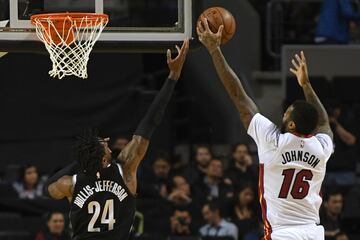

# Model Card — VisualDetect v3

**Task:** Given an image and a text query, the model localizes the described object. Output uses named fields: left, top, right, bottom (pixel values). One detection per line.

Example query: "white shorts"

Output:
left=270, top=224, right=324, bottom=240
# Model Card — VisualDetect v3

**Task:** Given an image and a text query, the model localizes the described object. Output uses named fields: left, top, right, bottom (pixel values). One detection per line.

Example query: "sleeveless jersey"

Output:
left=247, top=114, right=333, bottom=239
left=70, top=162, right=135, bottom=240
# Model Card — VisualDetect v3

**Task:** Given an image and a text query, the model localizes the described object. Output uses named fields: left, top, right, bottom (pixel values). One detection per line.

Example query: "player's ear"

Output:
left=288, top=121, right=296, bottom=131
left=101, top=157, right=108, bottom=166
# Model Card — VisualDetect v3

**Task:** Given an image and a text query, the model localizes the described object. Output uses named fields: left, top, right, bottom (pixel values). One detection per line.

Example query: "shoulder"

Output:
left=34, top=232, right=45, bottom=240
left=248, top=113, right=280, bottom=135
left=222, top=219, right=238, bottom=230
left=58, top=175, right=73, bottom=185
left=314, top=133, right=334, bottom=156
left=248, top=113, right=267, bottom=127
left=12, top=182, right=23, bottom=190
left=315, top=133, right=333, bottom=144
left=36, top=178, right=45, bottom=189
left=199, top=224, right=210, bottom=233
left=279, top=132, right=296, bottom=144
left=248, top=113, right=281, bottom=152
left=55, top=176, right=74, bottom=192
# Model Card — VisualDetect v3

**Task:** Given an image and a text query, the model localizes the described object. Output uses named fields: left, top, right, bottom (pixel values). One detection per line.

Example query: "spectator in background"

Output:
left=315, top=0, right=360, bottom=44
left=231, top=184, right=259, bottom=240
left=329, top=104, right=357, bottom=146
left=226, top=144, right=257, bottom=189
left=199, top=201, right=238, bottom=240
left=321, top=189, right=344, bottom=240
left=169, top=208, right=194, bottom=236
left=35, top=212, right=69, bottom=240
left=326, top=104, right=358, bottom=180
left=195, top=159, right=234, bottom=205
left=335, top=232, right=349, bottom=240
left=12, top=164, right=44, bottom=199
left=111, top=135, right=130, bottom=163
left=242, top=221, right=264, bottom=240
left=140, top=157, right=171, bottom=198
left=168, top=175, right=193, bottom=206
left=182, top=145, right=212, bottom=184
left=167, top=175, right=204, bottom=228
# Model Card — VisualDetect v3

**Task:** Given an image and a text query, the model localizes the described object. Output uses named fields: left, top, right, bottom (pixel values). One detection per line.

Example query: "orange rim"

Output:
left=30, top=12, right=109, bottom=27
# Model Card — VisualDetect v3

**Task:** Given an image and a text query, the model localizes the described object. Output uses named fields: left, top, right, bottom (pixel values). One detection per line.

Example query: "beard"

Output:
left=198, top=161, right=209, bottom=168
left=236, top=158, right=246, bottom=166
left=156, top=174, right=168, bottom=180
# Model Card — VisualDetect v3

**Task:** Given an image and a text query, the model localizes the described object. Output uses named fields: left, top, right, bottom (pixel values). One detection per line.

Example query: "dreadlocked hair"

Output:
left=76, top=129, right=105, bottom=176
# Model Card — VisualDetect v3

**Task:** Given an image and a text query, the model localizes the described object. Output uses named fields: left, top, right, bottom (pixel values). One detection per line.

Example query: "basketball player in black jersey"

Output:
left=43, top=39, right=189, bottom=240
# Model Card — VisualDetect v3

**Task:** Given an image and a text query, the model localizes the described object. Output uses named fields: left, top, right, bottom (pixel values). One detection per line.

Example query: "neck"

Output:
left=236, top=203, right=246, bottom=210
left=206, top=176, right=219, bottom=185
left=212, top=216, right=222, bottom=226
left=235, top=162, right=247, bottom=171
left=290, top=131, right=312, bottom=138
left=326, top=209, right=339, bottom=220
left=25, top=183, right=35, bottom=190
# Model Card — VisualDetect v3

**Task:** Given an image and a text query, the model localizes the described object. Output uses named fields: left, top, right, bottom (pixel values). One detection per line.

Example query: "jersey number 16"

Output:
left=278, top=169, right=313, bottom=199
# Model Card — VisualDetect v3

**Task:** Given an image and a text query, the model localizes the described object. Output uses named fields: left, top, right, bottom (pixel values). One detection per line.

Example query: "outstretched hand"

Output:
left=197, top=18, right=223, bottom=54
left=290, top=51, right=310, bottom=87
left=167, top=38, right=190, bottom=81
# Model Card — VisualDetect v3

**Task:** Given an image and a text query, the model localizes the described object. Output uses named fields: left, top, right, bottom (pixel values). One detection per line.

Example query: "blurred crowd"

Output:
left=1, top=118, right=359, bottom=240
left=249, top=0, right=360, bottom=69
left=251, top=0, right=360, bottom=45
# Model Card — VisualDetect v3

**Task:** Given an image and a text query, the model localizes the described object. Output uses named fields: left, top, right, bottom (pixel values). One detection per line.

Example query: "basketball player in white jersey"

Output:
left=197, top=19, right=333, bottom=240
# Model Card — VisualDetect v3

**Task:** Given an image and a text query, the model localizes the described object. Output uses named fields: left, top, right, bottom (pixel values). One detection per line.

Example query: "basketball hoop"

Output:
left=31, top=13, right=109, bottom=79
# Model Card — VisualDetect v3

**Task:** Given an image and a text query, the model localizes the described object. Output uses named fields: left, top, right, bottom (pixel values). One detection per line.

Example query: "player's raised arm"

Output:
left=119, top=39, right=189, bottom=195
left=47, top=175, right=74, bottom=201
left=44, top=161, right=78, bottom=200
left=290, top=51, right=333, bottom=139
left=197, top=19, right=259, bottom=130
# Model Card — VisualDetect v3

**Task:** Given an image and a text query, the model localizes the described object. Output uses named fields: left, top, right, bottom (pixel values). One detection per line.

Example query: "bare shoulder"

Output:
left=58, top=175, right=73, bottom=186
left=48, top=175, right=74, bottom=200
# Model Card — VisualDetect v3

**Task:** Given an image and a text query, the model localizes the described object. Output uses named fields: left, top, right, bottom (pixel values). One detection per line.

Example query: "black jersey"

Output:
left=70, top=163, right=135, bottom=240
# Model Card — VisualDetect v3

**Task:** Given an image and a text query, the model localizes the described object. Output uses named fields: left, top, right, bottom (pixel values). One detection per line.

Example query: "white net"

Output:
left=32, top=14, right=108, bottom=79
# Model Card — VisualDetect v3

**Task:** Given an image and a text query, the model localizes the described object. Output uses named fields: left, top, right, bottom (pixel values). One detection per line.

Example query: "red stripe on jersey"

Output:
left=259, top=164, right=272, bottom=240
left=290, top=132, right=313, bottom=138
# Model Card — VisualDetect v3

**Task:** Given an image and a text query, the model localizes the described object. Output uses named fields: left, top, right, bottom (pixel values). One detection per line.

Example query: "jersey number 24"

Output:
left=88, top=199, right=116, bottom=232
left=278, top=169, right=313, bottom=199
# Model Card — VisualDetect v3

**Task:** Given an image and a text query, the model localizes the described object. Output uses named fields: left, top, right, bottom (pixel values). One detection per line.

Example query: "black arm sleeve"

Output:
left=43, top=161, right=78, bottom=197
left=134, top=78, right=177, bottom=139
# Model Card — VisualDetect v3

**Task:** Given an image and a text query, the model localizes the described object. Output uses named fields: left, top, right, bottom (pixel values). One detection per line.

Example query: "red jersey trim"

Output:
left=259, top=164, right=272, bottom=240
left=290, top=132, right=313, bottom=138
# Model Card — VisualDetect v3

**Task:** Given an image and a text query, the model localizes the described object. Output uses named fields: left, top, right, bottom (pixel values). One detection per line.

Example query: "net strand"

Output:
left=33, top=15, right=108, bottom=79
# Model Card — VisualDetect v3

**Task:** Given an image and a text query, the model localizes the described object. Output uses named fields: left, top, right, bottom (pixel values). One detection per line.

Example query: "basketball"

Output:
left=198, top=7, right=236, bottom=44
left=3, top=2, right=358, bottom=240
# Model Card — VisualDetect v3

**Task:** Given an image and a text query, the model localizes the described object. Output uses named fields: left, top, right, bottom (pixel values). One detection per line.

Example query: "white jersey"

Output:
left=247, top=114, right=333, bottom=239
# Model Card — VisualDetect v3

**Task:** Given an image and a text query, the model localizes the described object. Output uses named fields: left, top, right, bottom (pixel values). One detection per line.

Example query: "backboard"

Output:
left=0, top=0, right=200, bottom=52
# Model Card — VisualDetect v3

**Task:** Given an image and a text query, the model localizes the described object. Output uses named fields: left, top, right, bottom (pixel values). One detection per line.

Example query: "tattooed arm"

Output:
left=290, top=51, right=333, bottom=139
left=119, top=39, right=189, bottom=195
left=197, top=19, right=259, bottom=130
